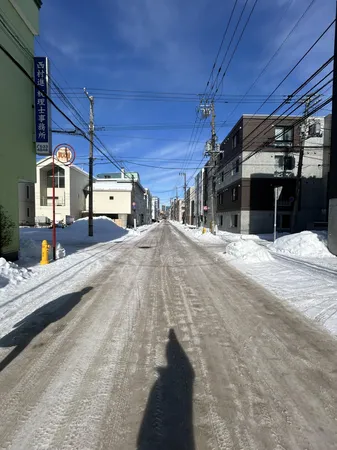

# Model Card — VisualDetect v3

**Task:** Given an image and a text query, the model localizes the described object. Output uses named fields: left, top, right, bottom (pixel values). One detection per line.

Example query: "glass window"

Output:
left=232, top=187, right=238, bottom=201
left=275, top=126, right=293, bottom=145
left=235, top=159, right=239, bottom=173
left=27, top=207, right=30, bottom=218
left=26, top=185, right=30, bottom=199
left=231, top=214, right=238, bottom=228
left=232, top=130, right=240, bottom=149
left=47, top=167, right=65, bottom=188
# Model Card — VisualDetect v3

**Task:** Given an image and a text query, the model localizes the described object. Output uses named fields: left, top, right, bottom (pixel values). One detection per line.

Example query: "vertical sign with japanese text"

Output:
left=34, top=57, right=51, bottom=155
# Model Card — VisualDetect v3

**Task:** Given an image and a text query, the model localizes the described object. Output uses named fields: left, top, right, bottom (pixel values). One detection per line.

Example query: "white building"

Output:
left=151, top=196, right=160, bottom=222
left=35, top=157, right=89, bottom=224
left=18, top=182, right=35, bottom=226
left=88, top=171, right=152, bottom=228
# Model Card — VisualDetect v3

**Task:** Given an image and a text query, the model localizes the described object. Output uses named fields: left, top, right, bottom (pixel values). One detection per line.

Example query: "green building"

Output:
left=0, top=0, right=42, bottom=260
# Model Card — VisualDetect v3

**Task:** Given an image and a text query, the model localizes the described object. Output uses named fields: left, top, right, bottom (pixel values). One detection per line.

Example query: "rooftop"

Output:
left=93, top=180, right=132, bottom=192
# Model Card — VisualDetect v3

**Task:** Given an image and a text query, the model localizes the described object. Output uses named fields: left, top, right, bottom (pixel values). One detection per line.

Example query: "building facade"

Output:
left=213, top=114, right=330, bottom=234
left=18, top=182, right=35, bottom=226
left=0, top=0, right=42, bottom=259
left=185, top=187, right=196, bottom=225
left=151, top=196, right=160, bottom=222
left=89, top=171, right=152, bottom=228
left=35, top=157, right=89, bottom=224
left=195, top=168, right=206, bottom=227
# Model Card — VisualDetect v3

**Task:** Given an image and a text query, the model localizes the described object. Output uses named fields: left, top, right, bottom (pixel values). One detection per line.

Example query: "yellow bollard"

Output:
left=40, top=240, right=50, bottom=265
left=202, top=227, right=206, bottom=234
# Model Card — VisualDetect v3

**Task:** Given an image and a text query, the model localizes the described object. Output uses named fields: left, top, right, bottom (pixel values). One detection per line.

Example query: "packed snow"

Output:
left=0, top=258, right=32, bottom=288
left=173, top=222, right=337, bottom=336
left=270, top=231, right=333, bottom=258
left=226, top=240, right=273, bottom=263
left=0, top=218, right=155, bottom=339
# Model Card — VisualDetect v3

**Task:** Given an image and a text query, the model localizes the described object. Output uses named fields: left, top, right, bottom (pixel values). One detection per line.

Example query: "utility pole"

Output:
left=291, top=96, right=311, bottom=233
left=84, top=88, right=94, bottom=237
left=200, top=101, right=220, bottom=234
left=179, top=172, right=187, bottom=224
left=328, top=2, right=337, bottom=255
left=210, top=102, right=217, bottom=234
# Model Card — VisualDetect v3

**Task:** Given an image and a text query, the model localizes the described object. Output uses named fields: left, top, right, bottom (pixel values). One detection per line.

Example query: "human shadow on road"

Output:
left=0, top=287, right=93, bottom=373
left=137, top=328, right=195, bottom=450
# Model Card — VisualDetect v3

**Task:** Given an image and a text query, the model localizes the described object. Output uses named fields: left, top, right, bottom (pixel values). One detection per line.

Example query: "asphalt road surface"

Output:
left=0, top=221, right=336, bottom=450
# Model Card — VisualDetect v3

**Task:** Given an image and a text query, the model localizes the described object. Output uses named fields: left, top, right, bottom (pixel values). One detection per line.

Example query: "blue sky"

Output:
left=36, top=0, right=335, bottom=205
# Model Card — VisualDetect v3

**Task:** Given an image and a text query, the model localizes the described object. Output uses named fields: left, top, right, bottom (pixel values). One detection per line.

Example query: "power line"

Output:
left=0, top=42, right=134, bottom=179
left=218, top=0, right=317, bottom=131
left=238, top=20, right=335, bottom=132
left=208, top=0, right=251, bottom=100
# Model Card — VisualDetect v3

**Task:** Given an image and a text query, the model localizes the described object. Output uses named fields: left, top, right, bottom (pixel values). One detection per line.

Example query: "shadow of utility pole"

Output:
left=0, top=287, right=93, bottom=373
left=137, top=328, right=195, bottom=450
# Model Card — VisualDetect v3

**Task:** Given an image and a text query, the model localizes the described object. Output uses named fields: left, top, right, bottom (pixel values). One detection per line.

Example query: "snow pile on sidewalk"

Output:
left=61, top=216, right=128, bottom=244
left=19, top=238, right=41, bottom=259
left=0, top=258, right=31, bottom=287
left=270, top=231, right=333, bottom=259
left=226, top=239, right=273, bottom=263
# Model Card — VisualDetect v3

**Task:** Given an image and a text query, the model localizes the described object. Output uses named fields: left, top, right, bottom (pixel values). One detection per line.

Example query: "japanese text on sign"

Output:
left=34, top=57, right=51, bottom=155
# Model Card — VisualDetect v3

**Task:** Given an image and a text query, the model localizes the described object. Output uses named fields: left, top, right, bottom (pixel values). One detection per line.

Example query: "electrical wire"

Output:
left=0, top=42, right=135, bottom=180
left=218, top=0, right=317, bottom=132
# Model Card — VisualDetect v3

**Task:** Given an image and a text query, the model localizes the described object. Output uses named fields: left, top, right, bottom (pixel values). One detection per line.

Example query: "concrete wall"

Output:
left=92, top=191, right=131, bottom=215
left=0, top=0, right=40, bottom=259
left=216, top=210, right=241, bottom=233
left=18, top=182, right=35, bottom=225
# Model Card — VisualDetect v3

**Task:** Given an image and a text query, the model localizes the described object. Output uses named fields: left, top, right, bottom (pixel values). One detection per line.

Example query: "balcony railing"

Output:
left=40, top=197, right=66, bottom=207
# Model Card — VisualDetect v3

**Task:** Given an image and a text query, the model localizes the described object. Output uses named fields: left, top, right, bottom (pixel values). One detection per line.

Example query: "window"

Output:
left=218, top=193, right=224, bottom=205
left=308, top=122, right=321, bottom=137
left=284, top=155, right=295, bottom=171
left=27, top=207, right=30, bottom=218
left=231, top=214, right=238, bottom=228
left=109, top=196, right=114, bottom=200
left=232, top=130, right=239, bottom=149
left=47, top=167, right=65, bottom=188
left=221, top=171, right=224, bottom=182
left=275, top=155, right=295, bottom=171
left=274, top=126, right=293, bottom=146
left=232, top=187, right=238, bottom=201
left=220, top=215, right=223, bottom=226
left=235, top=159, right=239, bottom=173
left=26, top=185, right=30, bottom=199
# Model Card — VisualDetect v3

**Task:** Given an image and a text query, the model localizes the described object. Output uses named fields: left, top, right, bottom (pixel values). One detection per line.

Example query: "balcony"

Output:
left=40, top=197, right=66, bottom=207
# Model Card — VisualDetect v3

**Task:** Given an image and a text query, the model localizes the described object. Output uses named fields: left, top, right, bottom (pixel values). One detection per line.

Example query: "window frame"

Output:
left=231, top=187, right=238, bottom=202
left=274, top=126, right=294, bottom=146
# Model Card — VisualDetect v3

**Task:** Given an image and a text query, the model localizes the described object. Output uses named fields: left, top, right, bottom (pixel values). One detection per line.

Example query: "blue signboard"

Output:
left=34, top=57, right=51, bottom=155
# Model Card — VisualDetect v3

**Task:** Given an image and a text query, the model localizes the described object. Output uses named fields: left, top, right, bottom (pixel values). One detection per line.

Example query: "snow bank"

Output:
left=19, top=238, right=41, bottom=259
left=226, top=240, right=273, bottom=263
left=270, top=231, right=333, bottom=259
left=60, top=216, right=128, bottom=244
left=0, top=258, right=31, bottom=287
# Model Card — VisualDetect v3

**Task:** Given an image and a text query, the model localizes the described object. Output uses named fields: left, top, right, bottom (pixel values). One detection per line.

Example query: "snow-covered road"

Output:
left=0, top=221, right=336, bottom=449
